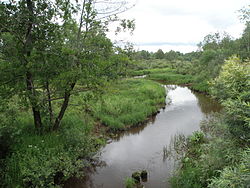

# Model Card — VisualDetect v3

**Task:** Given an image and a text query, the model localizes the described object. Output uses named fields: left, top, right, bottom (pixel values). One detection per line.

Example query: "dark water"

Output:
left=64, top=85, right=222, bottom=188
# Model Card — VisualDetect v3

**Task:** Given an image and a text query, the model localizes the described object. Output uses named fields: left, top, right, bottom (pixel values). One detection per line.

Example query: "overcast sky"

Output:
left=108, top=0, right=249, bottom=53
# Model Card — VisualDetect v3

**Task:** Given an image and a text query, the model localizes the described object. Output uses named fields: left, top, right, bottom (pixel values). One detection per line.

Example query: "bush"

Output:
left=210, top=56, right=250, bottom=141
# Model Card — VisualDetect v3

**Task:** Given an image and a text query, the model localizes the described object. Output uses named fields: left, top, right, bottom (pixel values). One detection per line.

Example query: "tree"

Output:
left=239, top=23, right=250, bottom=59
left=134, top=50, right=151, bottom=60
left=0, top=0, right=134, bottom=131
left=165, top=50, right=182, bottom=61
left=154, top=49, right=165, bottom=59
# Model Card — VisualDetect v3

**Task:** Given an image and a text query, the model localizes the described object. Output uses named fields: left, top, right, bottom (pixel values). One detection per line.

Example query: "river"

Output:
left=64, top=85, right=222, bottom=188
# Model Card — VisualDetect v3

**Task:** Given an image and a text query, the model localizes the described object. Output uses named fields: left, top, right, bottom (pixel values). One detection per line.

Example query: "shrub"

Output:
left=210, top=56, right=250, bottom=141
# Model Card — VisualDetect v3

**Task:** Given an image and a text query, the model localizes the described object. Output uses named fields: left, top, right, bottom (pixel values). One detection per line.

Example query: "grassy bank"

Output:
left=132, top=68, right=193, bottom=84
left=91, top=78, right=166, bottom=131
left=0, top=78, right=166, bottom=187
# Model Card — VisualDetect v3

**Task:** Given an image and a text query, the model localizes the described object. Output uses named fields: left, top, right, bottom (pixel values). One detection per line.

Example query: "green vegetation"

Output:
left=169, top=57, right=250, bottom=188
left=147, top=70, right=193, bottom=85
left=0, top=0, right=158, bottom=187
left=91, top=79, right=165, bottom=130
left=1, top=113, right=103, bottom=187
left=210, top=56, right=250, bottom=140
left=0, top=0, right=249, bottom=187
left=131, top=66, right=194, bottom=85
left=0, top=0, right=134, bottom=131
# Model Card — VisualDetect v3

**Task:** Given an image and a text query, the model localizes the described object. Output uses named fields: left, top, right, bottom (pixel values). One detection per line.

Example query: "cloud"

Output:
left=109, top=0, right=249, bottom=52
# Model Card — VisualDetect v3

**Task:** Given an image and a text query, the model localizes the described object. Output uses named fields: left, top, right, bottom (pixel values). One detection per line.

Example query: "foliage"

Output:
left=147, top=70, right=193, bottom=84
left=0, top=1, right=134, bottom=185
left=210, top=56, right=250, bottom=141
left=131, top=66, right=194, bottom=85
left=154, top=49, right=165, bottom=59
left=208, top=149, right=250, bottom=188
left=210, top=56, right=249, bottom=100
left=0, top=78, right=165, bottom=187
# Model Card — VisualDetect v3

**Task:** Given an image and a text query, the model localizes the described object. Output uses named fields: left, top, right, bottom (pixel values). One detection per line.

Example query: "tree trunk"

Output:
left=24, top=0, right=42, bottom=129
left=53, top=83, right=76, bottom=130
left=45, top=81, right=54, bottom=125
left=26, top=72, right=42, bottom=129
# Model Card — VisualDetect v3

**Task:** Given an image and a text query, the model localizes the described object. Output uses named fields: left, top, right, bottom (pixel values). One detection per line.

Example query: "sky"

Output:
left=108, top=0, right=250, bottom=53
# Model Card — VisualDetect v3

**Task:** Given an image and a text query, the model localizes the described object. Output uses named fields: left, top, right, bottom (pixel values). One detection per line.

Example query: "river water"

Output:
left=64, top=85, right=222, bottom=188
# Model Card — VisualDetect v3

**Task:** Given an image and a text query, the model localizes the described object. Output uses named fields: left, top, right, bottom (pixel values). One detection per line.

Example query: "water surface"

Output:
left=64, top=85, right=221, bottom=188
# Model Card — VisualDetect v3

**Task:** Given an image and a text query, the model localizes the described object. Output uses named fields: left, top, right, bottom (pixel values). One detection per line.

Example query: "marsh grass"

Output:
left=132, top=67, right=194, bottom=85
left=92, top=79, right=166, bottom=130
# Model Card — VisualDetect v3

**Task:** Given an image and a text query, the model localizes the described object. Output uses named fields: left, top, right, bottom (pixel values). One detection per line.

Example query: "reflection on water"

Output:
left=113, top=115, right=157, bottom=142
left=64, top=85, right=221, bottom=188
left=192, top=92, right=222, bottom=115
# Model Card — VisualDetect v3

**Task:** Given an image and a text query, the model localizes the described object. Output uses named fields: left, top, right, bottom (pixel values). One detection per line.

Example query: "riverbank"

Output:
left=0, top=78, right=166, bottom=187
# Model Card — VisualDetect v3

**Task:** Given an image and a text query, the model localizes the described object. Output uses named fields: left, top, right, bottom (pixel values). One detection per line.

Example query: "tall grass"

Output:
left=148, top=72, right=193, bottom=84
left=92, top=79, right=166, bottom=130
